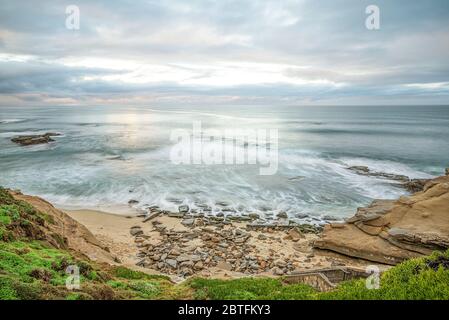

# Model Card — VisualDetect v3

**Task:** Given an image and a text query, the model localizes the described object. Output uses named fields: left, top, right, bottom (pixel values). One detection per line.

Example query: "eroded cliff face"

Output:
left=8, top=190, right=116, bottom=264
left=314, top=175, right=449, bottom=265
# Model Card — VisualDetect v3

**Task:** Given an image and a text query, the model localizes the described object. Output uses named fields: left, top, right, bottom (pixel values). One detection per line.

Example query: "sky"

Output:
left=0, top=0, right=449, bottom=107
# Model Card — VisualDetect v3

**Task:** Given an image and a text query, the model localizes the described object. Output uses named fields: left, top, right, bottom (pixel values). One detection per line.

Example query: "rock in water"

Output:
left=348, top=165, right=370, bottom=174
left=348, top=165, right=410, bottom=183
left=178, top=205, right=189, bottom=213
left=11, top=132, right=61, bottom=146
left=277, top=211, right=288, bottom=219
left=403, top=179, right=430, bottom=193
left=314, top=175, right=449, bottom=265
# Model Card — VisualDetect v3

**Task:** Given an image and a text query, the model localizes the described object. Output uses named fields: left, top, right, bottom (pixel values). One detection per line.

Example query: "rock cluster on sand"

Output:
left=129, top=212, right=325, bottom=278
left=11, top=132, right=61, bottom=146
left=314, top=174, right=449, bottom=265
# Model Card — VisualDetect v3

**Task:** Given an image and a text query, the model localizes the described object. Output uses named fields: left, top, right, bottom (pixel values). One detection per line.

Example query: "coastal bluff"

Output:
left=314, top=174, right=449, bottom=265
left=7, top=189, right=116, bottom=264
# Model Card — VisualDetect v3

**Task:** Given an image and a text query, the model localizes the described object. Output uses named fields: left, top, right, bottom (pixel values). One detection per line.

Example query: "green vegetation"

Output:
left=112, top=266, right=170, bottom=281
left=189, top=277, right=315, bottom=300
left=1, top=186, right=449, bottom=300
left=0, top=187, right=190, bottom=300
left=188, top=251, right=449, bottom=300
left=320, top=250, right=449, bottom=300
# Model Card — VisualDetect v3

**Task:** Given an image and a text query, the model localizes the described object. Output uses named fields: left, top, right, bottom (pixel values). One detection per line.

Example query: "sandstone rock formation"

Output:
left=314, top=174, right=449, bottom=265
left=347, top=165, right=430, bottom=192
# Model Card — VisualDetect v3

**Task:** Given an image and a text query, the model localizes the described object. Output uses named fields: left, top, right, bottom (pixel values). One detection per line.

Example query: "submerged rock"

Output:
left=11, top=132, right=61, bottom=146
left=348, top=165, right=409, bottom=182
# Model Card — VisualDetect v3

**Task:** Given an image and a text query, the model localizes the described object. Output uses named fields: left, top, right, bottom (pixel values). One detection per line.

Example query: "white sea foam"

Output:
left=1, top=105, right=447, bottom=222
left=0, top=118, right=27, bottom=124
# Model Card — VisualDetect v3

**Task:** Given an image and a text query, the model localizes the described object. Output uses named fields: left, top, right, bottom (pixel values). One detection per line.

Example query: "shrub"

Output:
left=320, top=250, right=449, bottom=300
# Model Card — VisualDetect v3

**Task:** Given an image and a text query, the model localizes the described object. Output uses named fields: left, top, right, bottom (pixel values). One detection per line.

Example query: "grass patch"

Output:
left=112, top=266, right=169, bottom=281
left=0, top=240, right=71, bottom=285
left=189, top=277, right=316, bottom=300
left=107, top=279, right=163, bottom=299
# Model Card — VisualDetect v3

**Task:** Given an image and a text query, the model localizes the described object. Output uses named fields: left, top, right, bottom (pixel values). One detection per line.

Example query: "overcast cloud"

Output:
left=0, top=0, right=449, bottom=107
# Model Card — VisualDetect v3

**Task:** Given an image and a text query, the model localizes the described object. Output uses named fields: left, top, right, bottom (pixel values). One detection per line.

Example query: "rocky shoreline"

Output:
left=315, top=172, right=449, bottom=265
left=6, top=168, right=449, bottom=284
left=122, top=169, right=449, bottom=279
left=348, top=165, right=431, bottom=193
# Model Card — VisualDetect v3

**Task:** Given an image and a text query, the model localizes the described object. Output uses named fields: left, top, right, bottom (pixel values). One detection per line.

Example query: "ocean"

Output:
left=1, top=105, right=448, bottom=224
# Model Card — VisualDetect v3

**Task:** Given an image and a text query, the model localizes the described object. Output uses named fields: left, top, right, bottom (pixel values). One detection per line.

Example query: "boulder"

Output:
left=165, top=259, right=178, bottom=269
left=176, top=255, right=191, bottom=263
left=277, top=211, right=288, bottom=219
left=143, top=210, right=161, bottom=222
left=130, top=227, right=143, bottom=236
left=249, top=213, right=260, bottom=220
left=272, top=267, right=285, bottom=275
left=314, top=175, right=449, bottom=265
left=181, top=218, right=195, bottom=227
left=216, top=261, right=233, bottom=271
left=194, top=261, right=204, bottom=270
left=403, top=179, right=430, bottom=193
left=287, top=228, right=304, bottom=241
left=178, top=205, right=189, bottom=213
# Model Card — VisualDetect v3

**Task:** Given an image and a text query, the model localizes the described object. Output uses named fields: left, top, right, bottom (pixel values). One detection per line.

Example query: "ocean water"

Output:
left=1, top=105, right=448, bottom=223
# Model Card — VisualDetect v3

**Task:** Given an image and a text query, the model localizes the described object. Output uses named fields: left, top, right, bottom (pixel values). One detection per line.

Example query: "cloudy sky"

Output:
left=1, top=0, right=449, bottom=107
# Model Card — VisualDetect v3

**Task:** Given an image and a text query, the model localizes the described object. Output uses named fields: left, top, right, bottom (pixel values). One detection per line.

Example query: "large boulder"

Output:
left=314, top=174, right=449, bottom=265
